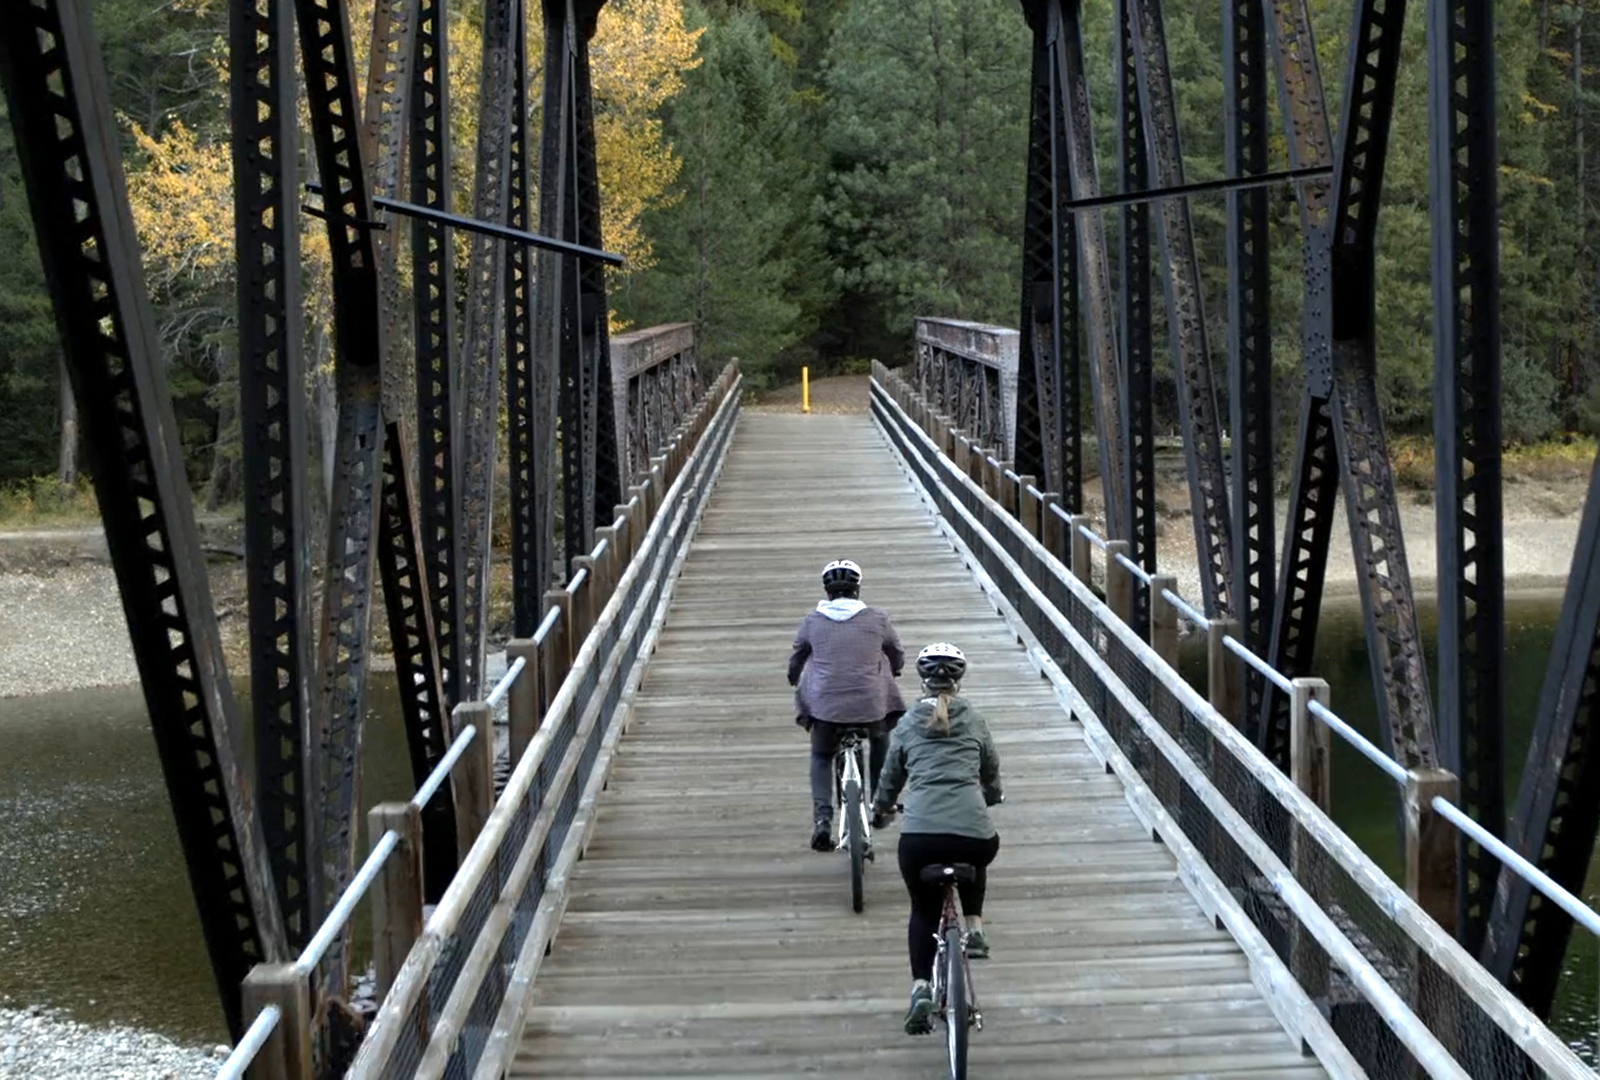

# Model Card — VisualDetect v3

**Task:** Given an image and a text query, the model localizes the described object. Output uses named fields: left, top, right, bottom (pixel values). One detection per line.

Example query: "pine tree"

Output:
left=617, top=6, right=823, bottom=379
left=817, top=0, right=1030, bottom=359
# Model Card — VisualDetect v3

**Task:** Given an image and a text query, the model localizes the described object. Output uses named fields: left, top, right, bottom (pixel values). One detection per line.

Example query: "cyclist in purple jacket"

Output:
left=788, top=560, right=906, bottom=851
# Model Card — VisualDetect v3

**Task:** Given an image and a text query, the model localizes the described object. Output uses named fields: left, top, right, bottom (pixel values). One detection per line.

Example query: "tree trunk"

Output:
left=206, top=395, right=241, bottom=509
left=56, top=358, right=78, bottom=486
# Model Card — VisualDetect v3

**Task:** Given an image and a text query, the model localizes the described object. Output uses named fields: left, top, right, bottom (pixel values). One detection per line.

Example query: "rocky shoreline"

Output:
left=0, top=1006, right=223, bottom=1080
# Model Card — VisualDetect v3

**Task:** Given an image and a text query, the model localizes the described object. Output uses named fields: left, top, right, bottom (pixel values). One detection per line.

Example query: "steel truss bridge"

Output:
left=4, top=0, right=1600, bottom=1075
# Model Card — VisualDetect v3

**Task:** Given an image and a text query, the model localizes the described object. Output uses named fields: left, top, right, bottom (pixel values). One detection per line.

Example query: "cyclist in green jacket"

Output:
left=872, top=642, right=1003, bottom=1035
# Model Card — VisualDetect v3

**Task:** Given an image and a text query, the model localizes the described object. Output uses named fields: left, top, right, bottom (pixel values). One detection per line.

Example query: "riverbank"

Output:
left=0, top=1006, right=221, bottom=1080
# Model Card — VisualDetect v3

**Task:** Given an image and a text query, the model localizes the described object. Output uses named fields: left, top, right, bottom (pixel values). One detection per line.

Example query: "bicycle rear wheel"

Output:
left=845, top=778, right=865, bottom=912
left=944, top=927, right=967, bottom=1079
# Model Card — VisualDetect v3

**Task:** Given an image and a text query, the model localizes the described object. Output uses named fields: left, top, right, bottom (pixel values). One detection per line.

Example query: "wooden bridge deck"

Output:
left=509, top=413, right=1326, bottom=1079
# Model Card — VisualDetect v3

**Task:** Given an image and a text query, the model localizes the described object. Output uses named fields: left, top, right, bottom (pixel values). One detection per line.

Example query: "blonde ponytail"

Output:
left=927, top=681, right=960, bottom=735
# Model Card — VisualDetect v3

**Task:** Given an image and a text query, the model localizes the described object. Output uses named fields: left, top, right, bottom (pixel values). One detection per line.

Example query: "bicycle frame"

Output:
left=834, top=731, right=873, bottom=851
left=931, top=884, right=982, bottom=1032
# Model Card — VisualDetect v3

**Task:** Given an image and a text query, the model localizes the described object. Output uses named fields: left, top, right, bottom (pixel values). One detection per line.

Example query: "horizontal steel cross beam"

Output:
left=304, top=181, right=625, bottom=263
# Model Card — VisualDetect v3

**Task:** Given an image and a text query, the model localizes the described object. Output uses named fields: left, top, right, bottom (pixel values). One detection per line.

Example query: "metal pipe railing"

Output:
left=411, top=725, right=478, bottom=811
left=1223, top=635, right=1293, bottom=695
left=213, top=1005, right=281, bottom=1080
left=1433, top=798, right=1600, bottom=938
left=1161, top=587, right=1208, bottom=629
left=487, top=656, right=526, bottom=709
left=1308, top=699, right=1408, bottom=784
left=1112, top=551, right=1152, bottom=586
left=297, top=830, right=401, bottom=974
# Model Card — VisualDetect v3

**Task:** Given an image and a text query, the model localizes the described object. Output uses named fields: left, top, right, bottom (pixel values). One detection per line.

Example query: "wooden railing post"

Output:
left=1287, top=678, right=1332, bottom=1000
left=981, top=454, right=1001, bottom=503
left=998, top=461, right=1015, bottom=513
left=937, top=415, right=955, bottom=457
left=569, top=559, right=595, bottom=646
left=1104, top=539, right=1132, bottom=624
left=368, top=801, right=423, bottom=1001
left=241, top=963, right=312, bottom=1080
left=1407, top=768, right=1460, bottom=937
left=613, top=503, right=637, bottom=564
left=1207, top=617, right=1242, bottom=726
left=542, top=590, right=571, bottom=709
left=595, top=524, right=621, bottom=604
left=1040, top=493, right=1062, bottom=560
left=1069, top=515, right=1092, bottom=587
left=1289, top=678, right=1331, bottom=811
left=1149, top=573, right=1179, bottom=669
left=451, top=702, right=495, bottom=857
left=505, top=637, right=540, bottom=765
left=1018, top=477, right=1039, bottom=538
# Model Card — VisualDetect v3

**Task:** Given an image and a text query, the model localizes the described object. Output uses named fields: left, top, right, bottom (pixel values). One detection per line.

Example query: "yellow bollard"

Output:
left=802, top=366, right=810, bottom=413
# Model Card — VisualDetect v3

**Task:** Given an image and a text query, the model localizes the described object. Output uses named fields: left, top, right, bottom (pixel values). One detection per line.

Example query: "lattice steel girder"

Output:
left=1255, top=0, right=1437, bottom=778
left=573, top=17, right=623, bottom=529
left=507, top=7, right=548, bottom=634
left=375, top=422, right=457, bottom=901
left=411, top=0, right=467, bottom=713
left=1016, top=5, right=1077, bottom=502
left=1041, top=0, right=1127, bottom=537
left=1256, top=0, right=1334, bottom=764
left=0, top=0, right=287, bottom=1036
left=358, top=0, right=457, bottom=910
left=536, top=0, right=573, bottom=573
left=1117, top=0, right=1155, bottom=634
left=290, top=0, right=395, bottom=1001
left=1125, top=0, right=1234, bottom=620
left=457, top=0, right=518, bottom=700
left=1429, top=0, right=1504, bottom=957
left=1224, top=0, right=1274, bottom=738
left=230, top=0, right=319, bottom=948
left=1325, top=0, right=1436, bottom=772
left=1483, top=453, right=1600, bottom=1016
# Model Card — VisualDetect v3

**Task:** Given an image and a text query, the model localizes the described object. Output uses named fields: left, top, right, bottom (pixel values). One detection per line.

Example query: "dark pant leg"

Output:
left=809, top=722, right=841, bottom=820
left=953, top=834, right=1001, bottom=918
left=867, top=724, right=889, bottom=798
left=897, top=833, right=953, bottom=981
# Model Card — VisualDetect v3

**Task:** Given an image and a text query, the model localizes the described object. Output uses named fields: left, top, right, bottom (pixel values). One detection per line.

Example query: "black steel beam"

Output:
left=573, top=14, right=623, bottom=528
left=409, top=0, right=465, bottom=722
left=1257, top=0, right=1334, bottom=765
left=230, top=0, right=319, bottom=948
left=1430, top=0, right=1505, bottom=955
left=1483, top=454, right=1600, bottom=1015
left=457, top=0, right=517, bottom=700
left=1064, top=165, right=1330, bottom=213
left=507, top=2, right=545, bottom=634
left=1017, top=12, right=1072, bottom=499
left=0, top=0, right=287, bottom=1036
left=538, top=0, right=578, bottom=572
left=1126, top=0, right=1234, bottom=620
left=289, top=0, right=392, bottom=1000
left=1225, top=0, right=1274, bottom=737
left=1326, top=0, right=1436, bottom=771
left=1117, top=0, right=1155, bottom=636
left=306, top=184, right=623, bottom=263
left=1044, top=0, right=1127, bottom=537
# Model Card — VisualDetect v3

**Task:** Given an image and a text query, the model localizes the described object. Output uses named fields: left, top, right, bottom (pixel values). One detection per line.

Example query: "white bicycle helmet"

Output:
left=916, top=642, right=967, bottom=686
left=821, top=559, right=863, bottom=591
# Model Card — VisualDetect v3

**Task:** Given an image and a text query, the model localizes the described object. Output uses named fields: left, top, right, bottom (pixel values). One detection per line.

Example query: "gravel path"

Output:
left=0, top=1007, right=223, bottom=1080
left=0, top=563, right=142, bottom=697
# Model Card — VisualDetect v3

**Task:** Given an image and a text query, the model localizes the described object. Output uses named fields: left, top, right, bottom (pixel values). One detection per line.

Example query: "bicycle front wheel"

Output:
left=845, top=778, right=865, bottom=912
left=944, top=927, right=968, bottom=1079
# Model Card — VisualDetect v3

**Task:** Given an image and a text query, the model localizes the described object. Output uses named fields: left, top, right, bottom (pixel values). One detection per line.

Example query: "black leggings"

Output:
left=897, top=831, right=1000, bottom=981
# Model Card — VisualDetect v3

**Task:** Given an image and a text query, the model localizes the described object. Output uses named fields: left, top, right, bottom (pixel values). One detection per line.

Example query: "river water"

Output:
left=1, top=599, right=1597, bottom=1058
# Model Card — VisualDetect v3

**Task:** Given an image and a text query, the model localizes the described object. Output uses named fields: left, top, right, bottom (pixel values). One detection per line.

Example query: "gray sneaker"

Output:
left=904, top=981, right=935, bottom=1035
left=965, top=928, right=990, bottom=960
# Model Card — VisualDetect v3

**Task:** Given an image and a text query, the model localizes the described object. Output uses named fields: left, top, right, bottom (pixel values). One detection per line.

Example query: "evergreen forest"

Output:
left=1, top=0, right=1595, bottom=493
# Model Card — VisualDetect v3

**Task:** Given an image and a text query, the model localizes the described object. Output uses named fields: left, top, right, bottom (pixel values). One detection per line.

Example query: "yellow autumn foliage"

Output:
left=125, top=0, right=698, bottom=317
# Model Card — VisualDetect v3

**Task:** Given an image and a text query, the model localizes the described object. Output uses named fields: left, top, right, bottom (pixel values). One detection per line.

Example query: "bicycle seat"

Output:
left=920, top=863, right=976, bottom=885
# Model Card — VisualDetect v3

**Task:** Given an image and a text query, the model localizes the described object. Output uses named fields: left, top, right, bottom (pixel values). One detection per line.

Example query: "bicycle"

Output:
left=832, top=727, right=875, bottom=912
left=921, top=862, right=983, bottom=1080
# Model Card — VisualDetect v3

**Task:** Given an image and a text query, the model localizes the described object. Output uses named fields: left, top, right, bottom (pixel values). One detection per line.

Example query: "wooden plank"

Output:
left=511, top=414, right=1327, bottom=1078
